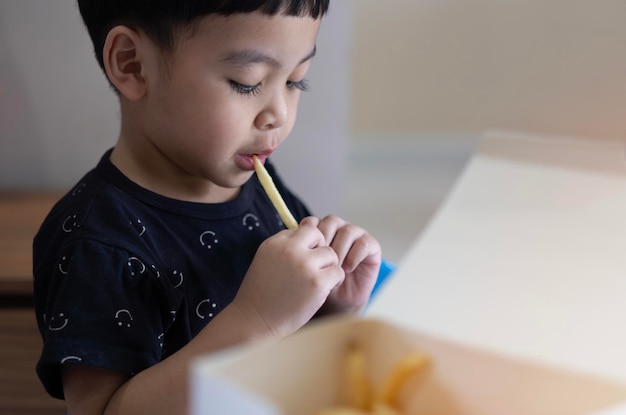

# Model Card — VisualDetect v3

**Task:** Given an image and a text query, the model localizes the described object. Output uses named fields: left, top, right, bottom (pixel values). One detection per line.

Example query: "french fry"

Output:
left=376, top=352, right=429, bottom=407
left=253, top=155, right=299, bottom=229
left=345, top=343, right=373, bottom=410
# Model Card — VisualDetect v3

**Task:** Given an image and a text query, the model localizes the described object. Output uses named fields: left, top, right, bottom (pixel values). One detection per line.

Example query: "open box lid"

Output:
left=366, top=131, right=626, bottom=385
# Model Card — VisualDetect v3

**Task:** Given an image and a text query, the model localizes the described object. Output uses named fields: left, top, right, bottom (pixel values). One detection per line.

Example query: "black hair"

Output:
left=77, top=0, right=330, bottom=72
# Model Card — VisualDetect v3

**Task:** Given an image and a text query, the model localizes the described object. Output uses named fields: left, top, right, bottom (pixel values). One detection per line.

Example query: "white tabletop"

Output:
left=367, top=131, right=626, bottom=385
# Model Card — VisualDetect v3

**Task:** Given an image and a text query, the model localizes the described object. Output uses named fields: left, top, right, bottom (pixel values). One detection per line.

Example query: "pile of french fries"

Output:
left=314, top=343, right=429, bottom=415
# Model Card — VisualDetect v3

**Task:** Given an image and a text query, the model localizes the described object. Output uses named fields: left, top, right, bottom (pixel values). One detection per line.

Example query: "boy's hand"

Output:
left=314, top=215, right=382, bottom=315
left=231, top=218, right=345, bottom=339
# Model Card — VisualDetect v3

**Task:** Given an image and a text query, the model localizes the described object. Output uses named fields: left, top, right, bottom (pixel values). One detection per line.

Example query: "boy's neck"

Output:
left=110, top=139, right=241, bottom=204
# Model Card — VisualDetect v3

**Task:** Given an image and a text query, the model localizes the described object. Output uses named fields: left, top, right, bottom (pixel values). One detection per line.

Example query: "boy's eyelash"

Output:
left=229, top=79, right=310, bottom=96
left=287, top=79, right=310, bottom=92
left=230, top=81, right=261, bottom=96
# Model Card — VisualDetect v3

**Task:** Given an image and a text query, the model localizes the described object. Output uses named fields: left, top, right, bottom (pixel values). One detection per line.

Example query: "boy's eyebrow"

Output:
left=221, top=45, right=317, bottom=68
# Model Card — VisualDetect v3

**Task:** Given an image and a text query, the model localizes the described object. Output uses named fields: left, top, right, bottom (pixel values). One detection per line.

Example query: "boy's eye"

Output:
left=286, top=79, right=310, bottom=92
left=230, top=81, right=261, bottom=96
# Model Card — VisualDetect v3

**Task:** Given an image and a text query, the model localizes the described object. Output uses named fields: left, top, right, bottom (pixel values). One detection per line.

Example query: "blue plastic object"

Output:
left=370, top=259, right=396, bottom=300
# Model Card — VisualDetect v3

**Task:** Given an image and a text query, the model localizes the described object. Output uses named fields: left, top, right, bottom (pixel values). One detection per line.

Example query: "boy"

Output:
left=33, top=1, right=382, bottom=414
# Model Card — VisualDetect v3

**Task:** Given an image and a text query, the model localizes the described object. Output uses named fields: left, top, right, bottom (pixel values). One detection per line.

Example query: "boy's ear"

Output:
left=103, top=26, right=148, bottom=101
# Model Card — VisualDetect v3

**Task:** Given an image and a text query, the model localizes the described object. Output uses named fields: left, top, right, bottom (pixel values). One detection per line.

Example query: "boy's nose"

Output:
left=255, top=92, right=289, bottom=130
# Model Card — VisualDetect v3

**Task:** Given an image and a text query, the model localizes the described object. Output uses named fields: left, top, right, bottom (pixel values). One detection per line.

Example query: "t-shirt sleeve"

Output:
left=35, top=238, right=173, bottom=399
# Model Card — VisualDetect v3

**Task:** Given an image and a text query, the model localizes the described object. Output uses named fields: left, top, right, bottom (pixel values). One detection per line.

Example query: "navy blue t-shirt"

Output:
left=33, top=150, right=311, bottom=399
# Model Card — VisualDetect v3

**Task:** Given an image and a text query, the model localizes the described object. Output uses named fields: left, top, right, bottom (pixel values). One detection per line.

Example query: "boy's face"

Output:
left=133, top=12, right=321, bottom=201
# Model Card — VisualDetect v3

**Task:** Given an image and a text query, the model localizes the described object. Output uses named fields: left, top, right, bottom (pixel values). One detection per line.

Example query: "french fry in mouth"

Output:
left=253, top=155, right=299, bottom=230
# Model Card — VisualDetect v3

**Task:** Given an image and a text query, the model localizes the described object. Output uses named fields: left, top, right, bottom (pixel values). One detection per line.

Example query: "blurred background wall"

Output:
left=351, top=0, right=626, bottom=141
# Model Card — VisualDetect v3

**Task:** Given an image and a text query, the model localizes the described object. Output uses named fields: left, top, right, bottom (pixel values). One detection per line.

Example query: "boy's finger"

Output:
left=341, top=235, right=378, bottom=273
left=316, top=215, right=345, bottom=246
left=331, top=226, right=367, bottom=268
left=299, top=216, right=320, bottom=228
left=289, top=217, right=326, bottom=249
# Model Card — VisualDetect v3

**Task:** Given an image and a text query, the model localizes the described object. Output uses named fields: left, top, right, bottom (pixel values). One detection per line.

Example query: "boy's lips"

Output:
left=238, top=153, right=268, bottom=170
left=251, top=153, right=268, bottom=164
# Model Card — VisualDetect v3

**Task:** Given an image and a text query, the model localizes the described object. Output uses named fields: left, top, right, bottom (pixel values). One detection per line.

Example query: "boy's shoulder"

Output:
left=34, top=159, right=138, bottom=253
left=34, top=150, right=172, bottom=254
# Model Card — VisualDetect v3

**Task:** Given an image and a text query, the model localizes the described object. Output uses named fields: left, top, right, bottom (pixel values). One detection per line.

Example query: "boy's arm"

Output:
left=62, top=218, right=345, bottom=415
left=62, top=302, right=274, bottom=415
